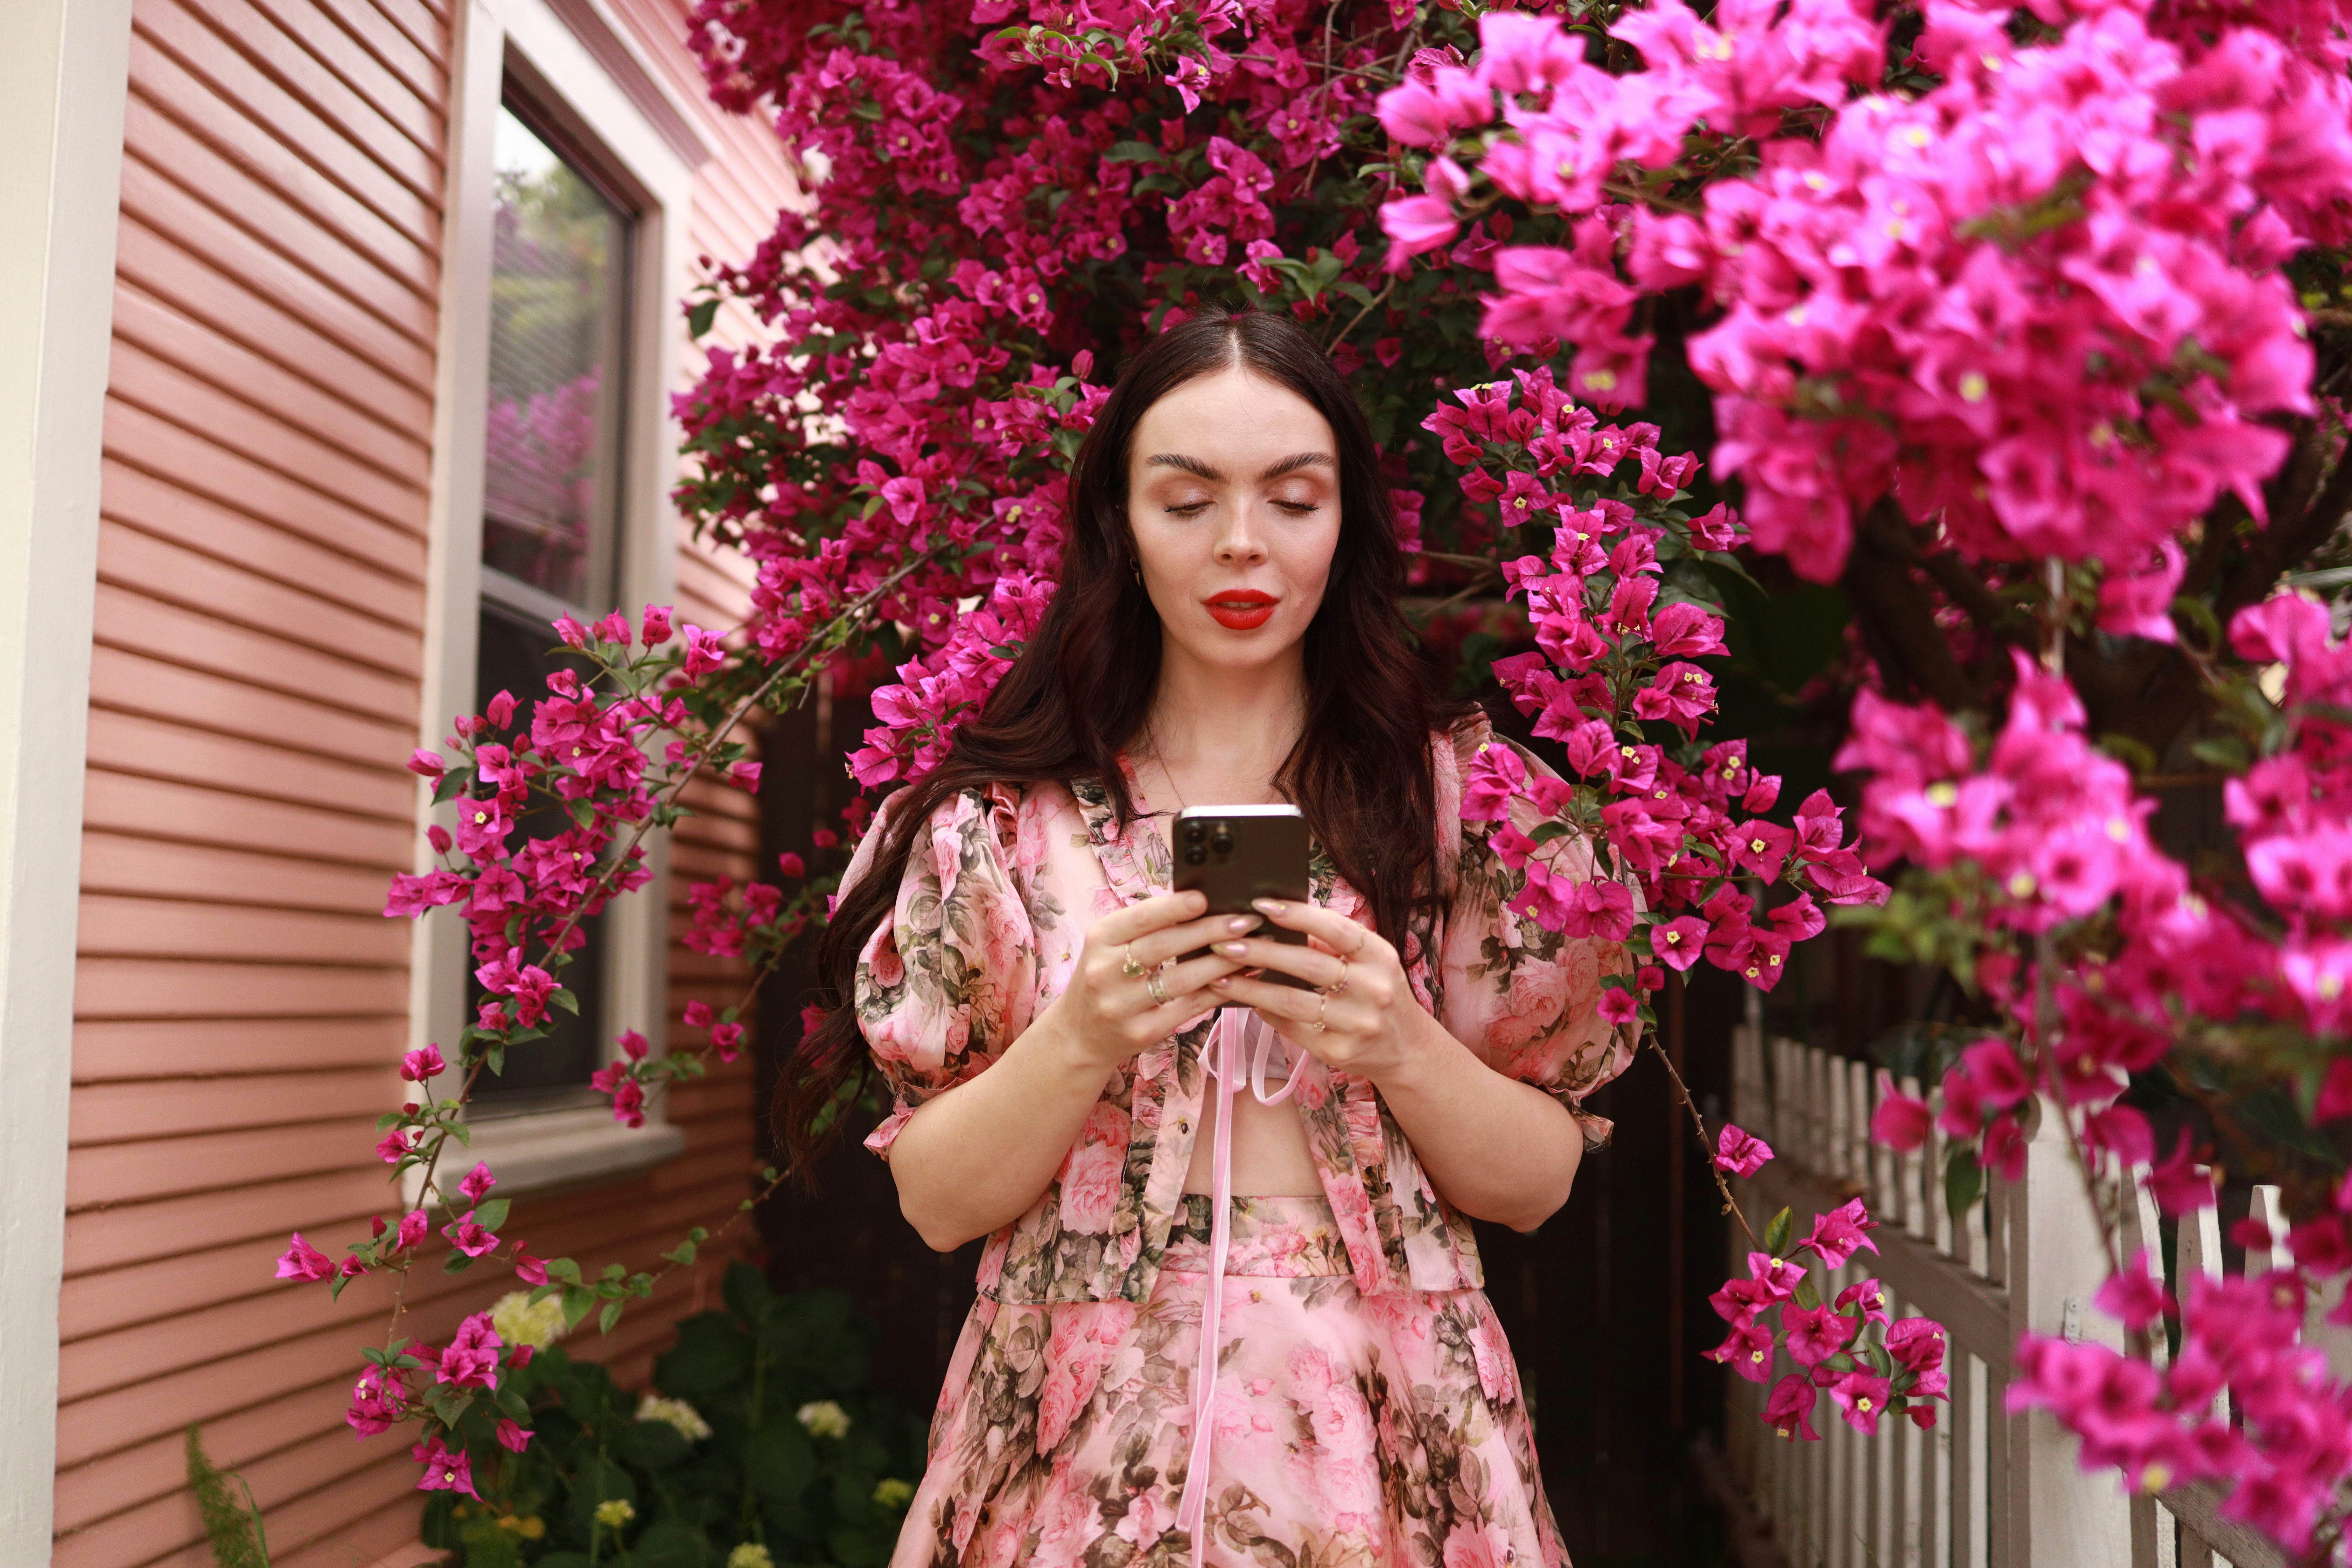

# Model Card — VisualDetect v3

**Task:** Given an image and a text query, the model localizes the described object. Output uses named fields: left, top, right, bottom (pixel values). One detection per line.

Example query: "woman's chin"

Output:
left=1168, top=623, right=1302, bottom=670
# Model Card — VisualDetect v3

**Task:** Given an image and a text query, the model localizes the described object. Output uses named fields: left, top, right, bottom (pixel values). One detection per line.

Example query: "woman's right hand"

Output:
left=1049, top=890, right=1260, bottom=1069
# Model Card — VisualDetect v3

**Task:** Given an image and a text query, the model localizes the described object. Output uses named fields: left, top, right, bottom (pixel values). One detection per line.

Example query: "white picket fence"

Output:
left=1719, top=1027, right=2287, bottom=1568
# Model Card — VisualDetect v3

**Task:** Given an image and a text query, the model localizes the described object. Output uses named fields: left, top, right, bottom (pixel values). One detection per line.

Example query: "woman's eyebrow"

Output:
left=1143, top=451, right=1335, bottom=481
left=1258, top=451, right=1335, bottom=479
left=1145, top=453, right=1223, bottom=480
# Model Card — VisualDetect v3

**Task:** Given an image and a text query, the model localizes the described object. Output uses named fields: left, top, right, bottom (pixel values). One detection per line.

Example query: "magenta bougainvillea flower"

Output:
left=410, top=1436, right=477, bottom=1498
left=436, top=1314, right=503, bottom=1392
left=442, top=1219, right=499, bottom=1259
left=274, top=1234, right=332, bottom=1283
left=346, top=1366, right=405, bottom=1438
left=1763, top=1374, right=1821, bottom=1443
left=1799, top=1199, right=1880, bottom=1271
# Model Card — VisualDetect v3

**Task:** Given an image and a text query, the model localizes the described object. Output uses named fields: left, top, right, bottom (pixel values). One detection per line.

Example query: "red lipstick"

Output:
left=1202, top=588, right=1279, bottom=631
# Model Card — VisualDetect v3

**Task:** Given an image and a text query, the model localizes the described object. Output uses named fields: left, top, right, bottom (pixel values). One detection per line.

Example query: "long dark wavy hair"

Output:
left=776, top=307, right=1479, bottom=1172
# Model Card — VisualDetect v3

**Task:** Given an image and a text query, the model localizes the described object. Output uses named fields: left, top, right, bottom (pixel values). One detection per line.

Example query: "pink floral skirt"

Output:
left=887, top=1192, right=1570, bottom=1568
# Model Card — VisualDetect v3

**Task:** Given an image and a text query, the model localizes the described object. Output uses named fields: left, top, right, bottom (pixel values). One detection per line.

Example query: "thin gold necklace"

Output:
left=1145, top=717, right=1188, bottom=816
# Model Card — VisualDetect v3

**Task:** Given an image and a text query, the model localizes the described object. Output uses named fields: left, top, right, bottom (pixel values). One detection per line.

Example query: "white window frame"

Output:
left=409, top=0, right=709, bottom=1197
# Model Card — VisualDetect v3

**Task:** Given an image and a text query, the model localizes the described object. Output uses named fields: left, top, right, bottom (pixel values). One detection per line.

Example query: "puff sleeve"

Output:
left=1434, top=714, right=1637, bottom=1149
left=846, top=785, right=1038, bottom=1159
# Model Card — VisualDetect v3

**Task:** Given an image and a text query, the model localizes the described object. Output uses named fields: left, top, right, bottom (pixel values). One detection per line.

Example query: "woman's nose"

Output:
left=1213, top=508, right=1269, bottom=565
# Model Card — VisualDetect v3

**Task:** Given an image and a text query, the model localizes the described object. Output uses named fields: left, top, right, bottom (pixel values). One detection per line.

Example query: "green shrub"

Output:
left=423, top=1264, right=925, bottom=1567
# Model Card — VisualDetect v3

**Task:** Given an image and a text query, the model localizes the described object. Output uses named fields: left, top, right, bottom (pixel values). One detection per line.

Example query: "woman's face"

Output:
left=1126, top=364, right=1343, bottom=673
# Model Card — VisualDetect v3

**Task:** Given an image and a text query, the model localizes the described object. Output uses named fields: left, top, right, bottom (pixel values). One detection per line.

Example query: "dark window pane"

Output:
left=482, top=103, right=629, bottom=607
left=468, top=600, right=608, bottom=1115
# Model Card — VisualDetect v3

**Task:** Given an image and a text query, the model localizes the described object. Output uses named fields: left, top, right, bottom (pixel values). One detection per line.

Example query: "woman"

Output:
left=784, top=308, right=1635, bottom=1568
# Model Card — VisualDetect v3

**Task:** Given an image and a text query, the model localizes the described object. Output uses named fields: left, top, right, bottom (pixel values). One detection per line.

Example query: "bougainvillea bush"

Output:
left=255, top=0, right=2352, bottom=1548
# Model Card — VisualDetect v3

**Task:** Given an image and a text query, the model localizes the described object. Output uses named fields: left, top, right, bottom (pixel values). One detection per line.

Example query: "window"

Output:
left=482, top=102, right=630, bottom=608
left=469, top=96, right=634, bottom=1117
left=409, top=0, right=705, bottom=1193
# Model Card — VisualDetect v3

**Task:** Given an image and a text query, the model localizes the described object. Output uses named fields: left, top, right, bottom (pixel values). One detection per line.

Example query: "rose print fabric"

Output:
left=844, top=711, right=1637, bottom=1309
left=890, top=1193, right=1568, bottom=1568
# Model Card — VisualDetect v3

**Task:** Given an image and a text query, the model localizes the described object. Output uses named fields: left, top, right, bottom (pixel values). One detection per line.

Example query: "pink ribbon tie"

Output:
left=1175, top=1007, right=1310, bottom=1566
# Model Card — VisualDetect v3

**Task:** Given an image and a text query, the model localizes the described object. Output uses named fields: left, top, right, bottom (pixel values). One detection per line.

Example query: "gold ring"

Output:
left=1329, top=955, right=1350, bottom=996
left=1147, top=970, right=1170, bottom=1006
left=1310, top=991, right=1329, bottom=1033
left=1348, top=929, right=1370, bottom=957
left=1122, top=944, right=1145, bottom=978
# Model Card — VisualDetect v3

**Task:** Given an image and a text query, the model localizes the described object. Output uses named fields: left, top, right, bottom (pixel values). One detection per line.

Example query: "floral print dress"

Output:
left=844, top=714, right=1634, bottom=1568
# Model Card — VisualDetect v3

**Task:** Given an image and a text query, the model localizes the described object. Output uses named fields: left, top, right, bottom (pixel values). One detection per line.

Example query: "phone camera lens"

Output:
left=1182, top=820, right=1206, bottom=841
left=1210, top=833, right=1234, bottom=855
left=1183, top=847, right=1208, bottom=866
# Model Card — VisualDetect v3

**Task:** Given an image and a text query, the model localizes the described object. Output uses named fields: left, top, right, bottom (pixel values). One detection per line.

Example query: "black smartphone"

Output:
left=1171, top=804, right=1316, bottom=993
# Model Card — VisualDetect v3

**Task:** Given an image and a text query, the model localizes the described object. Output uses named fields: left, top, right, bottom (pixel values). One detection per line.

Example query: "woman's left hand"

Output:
left=1207, top=897, right=1430, bottom=1082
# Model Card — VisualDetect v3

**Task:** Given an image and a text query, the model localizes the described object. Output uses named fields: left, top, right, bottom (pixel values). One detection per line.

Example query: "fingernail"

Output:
left=1216, top=941, right=1249, bottom=956
left=1227, top=915, right=1260, bottom=933
left=1211, top=975, right=1231, bottom=988
left=1253, top=898, right=1286, bottom=913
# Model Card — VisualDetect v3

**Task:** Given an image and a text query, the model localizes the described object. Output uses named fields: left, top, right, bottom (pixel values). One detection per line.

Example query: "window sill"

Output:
left=410, top=1106, right=685, bottom=1203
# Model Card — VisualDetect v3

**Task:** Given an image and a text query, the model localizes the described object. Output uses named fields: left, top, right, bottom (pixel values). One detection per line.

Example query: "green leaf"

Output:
left=471, top=1197, right=511, bottom=1232
left=561, top=1284, right=598, bottom=1332
left=1791, top=1277, right=1822, bottom=1311
left=686, top=298, right=721, bottom=339
left=653, top=1313, right=755, bottom=1399
left=598, top=1298, right=625, bottom=1335
left=2172, top=593, right=2222, bottom=651
left=2189, top=734, right=2250, bottom=771
left=1945, top=1143, right=1984, bottom=1225
left=2094, top=732, right=2159, bottom=777
left=548, top=987, right=581, bottom=1016
left=1103, top=139, right=1162, bottom=162
left=1763, top=1206, right=1792, bottom=1256
left=663, top=1239, right=699, bottom=1266
left=621, top=1416, right=693, bottom=1471
left=546, top=1255, right=583, bottom=1284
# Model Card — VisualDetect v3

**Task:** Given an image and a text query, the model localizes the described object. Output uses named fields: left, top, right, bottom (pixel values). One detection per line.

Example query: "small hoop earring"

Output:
left=1132, top=562, right=1141, bottom=584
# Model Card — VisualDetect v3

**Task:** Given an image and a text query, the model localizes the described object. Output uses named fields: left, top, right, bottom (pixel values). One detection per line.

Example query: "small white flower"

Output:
left=873, top=1477, right=915, bottom=1511
left=635, top=1393, right=713, bottom=1442
left=796, top=1399, right=852, bottom=1439
left=490, top=1289, right=568, bottom=1350
left=727, top=1545, right=776, bottom=1568
left=593, top=1498, right=636, bottom=1528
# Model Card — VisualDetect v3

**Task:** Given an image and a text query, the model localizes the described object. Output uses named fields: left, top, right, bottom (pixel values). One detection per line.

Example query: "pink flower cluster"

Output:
left=848, top=570, right=1054, bottom=788
left=1841, top=593, right=2352, bottom=1548
left=1380, top=0, right=2351, bottom=581
left=1700, top=1130, right=1948, bottom=1441
left=1837, top=629, right=2352, bottom=1203
left=1438, top=369, right=1884, bottom=1014
left=1839, top=655, right=2176, bottom=935
left=2010, top=1248, right=2352, bottom=1554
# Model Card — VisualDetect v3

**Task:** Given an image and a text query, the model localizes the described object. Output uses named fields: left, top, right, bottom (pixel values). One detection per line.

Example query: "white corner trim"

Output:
left=0, top=0, right=132, bottom=1555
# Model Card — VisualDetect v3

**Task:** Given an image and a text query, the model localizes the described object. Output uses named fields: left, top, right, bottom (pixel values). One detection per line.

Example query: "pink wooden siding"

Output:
left=56, top=0, right=802, bottom=1558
